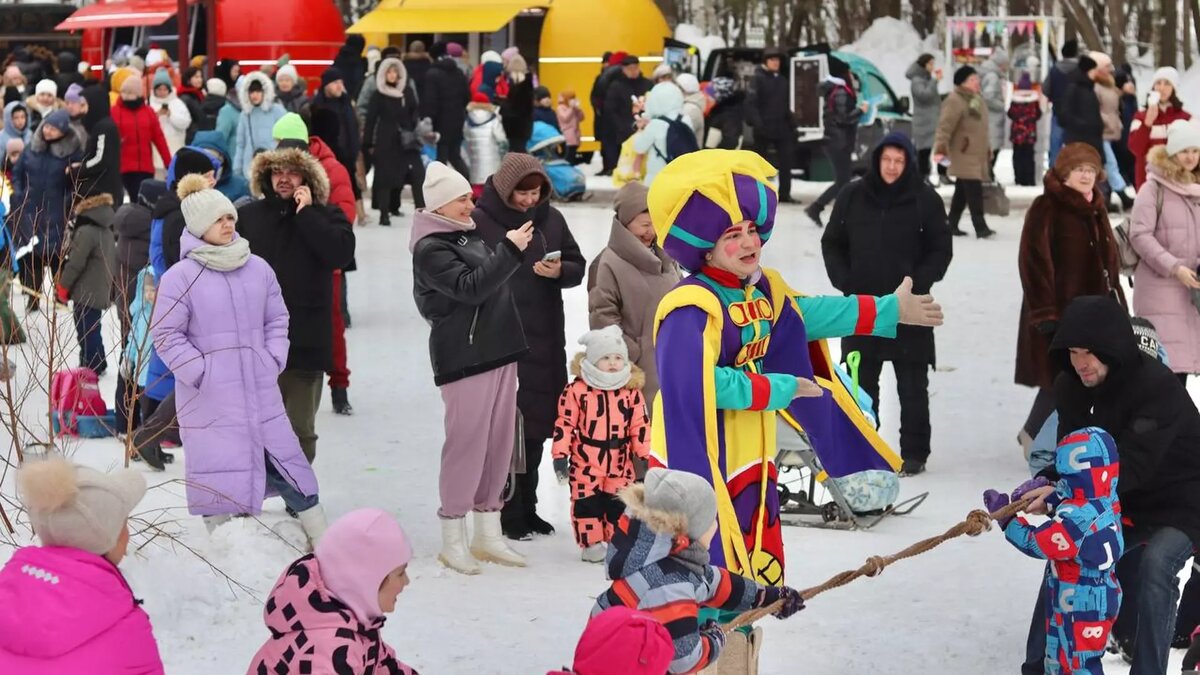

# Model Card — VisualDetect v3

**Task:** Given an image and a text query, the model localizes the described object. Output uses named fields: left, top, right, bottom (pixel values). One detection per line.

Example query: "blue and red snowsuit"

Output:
left=1004, top=428, right=1123, bottom=675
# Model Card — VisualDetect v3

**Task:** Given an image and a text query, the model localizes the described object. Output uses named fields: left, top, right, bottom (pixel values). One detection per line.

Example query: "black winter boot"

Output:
left=331, top=387, right=353, bottom=415
left=136, top=443, right=168, bottom=471
left=526, top=512, right=555, bottom=536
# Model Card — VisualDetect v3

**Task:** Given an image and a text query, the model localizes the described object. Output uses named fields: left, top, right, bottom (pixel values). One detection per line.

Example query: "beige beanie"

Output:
left=177, top=173, right=237, bottom=237
left=18, top=456, right=146, bottom=555
left=422, top=161, right=472, bottom=213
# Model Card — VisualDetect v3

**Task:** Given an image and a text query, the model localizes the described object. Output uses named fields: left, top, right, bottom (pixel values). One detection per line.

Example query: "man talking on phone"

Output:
left=238, top=145, right=355, bottom=466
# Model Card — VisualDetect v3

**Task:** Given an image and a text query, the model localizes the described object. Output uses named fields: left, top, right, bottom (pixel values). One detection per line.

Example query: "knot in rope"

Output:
left=862, top=555, right=887, bottom=577
left=963, top=509, right=994, bottom=536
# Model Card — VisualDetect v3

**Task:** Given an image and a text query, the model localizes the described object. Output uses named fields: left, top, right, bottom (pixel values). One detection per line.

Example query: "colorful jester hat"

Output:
left=648, top=149, right=779, bottom=273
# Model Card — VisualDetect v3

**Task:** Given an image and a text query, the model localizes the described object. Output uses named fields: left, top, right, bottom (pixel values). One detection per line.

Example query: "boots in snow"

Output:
left=470, top=511, right=527, bottom=567
left=136, top=443, right=169, bottom=471
left=297, top=504, right=329, bottom=548
left=331, top=387, right=353, bottom=415
left=438, top=517, right=481, bottom=575
left=203, top=514, right=232, bottom=534
left=1118, top=188, right=1135, bottom=211
left=803, top=204, right=824, bottom=228
left=581, top=543, right=607, bottom=563
left=527, top=512, right=555, bottom=536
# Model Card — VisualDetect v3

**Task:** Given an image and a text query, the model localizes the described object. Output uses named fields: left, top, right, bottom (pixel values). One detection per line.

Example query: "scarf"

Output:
left=671, top=538, right=712, bottom=576
left=580, top=359, right=631, bottom=391
left=186, top=237, right=251, bottom=272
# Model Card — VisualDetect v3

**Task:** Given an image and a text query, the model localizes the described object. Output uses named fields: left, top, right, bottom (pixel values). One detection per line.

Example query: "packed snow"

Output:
left=0, top=196, right=1191, bottom=673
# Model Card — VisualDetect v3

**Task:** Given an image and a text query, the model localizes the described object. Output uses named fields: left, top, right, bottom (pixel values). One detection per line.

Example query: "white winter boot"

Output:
left=581, top=543, right=607, bottom=563
left=297, top=505, right=329, bottom=549
left=470, top=511, right=527, bottom=567
left=439, top=517, right=481, bottom=575
left=203, top=515, right=232, bottom=534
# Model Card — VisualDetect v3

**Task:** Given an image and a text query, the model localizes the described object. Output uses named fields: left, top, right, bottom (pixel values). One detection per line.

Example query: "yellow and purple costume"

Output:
left=649, top=151, right=903, bottom=585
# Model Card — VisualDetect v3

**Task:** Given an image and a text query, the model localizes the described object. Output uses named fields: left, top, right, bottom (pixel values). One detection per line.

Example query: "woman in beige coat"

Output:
left=587, top=182, right=681, bottom=404
left=934, top=66, right=995, bottom=239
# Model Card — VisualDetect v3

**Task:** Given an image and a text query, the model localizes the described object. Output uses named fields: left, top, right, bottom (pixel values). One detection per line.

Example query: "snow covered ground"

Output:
left=0, top=198, right=1190, bottom=673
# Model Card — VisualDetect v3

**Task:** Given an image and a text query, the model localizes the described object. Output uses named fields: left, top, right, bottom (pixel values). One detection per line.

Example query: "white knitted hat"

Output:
left=1167, top=120, right=1200, bottom=156
left=422, top=161, right=472, bottom=213
left=34, top=79, right=56, bottom=97
left=1153, top=66, right=1181, bottom=90
left=276, top=64, right=299, bottom=83
left=579, top=325, right=628, bottom=365
left=206, top=78, right=227, bottom=98
left=177, top=173, right=237, bottom=237
left=19, top=455, right=146, bottom=555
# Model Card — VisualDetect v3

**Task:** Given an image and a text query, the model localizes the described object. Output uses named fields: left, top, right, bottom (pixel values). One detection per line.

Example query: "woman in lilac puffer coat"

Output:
left=152, top=174, right=326, bottom=543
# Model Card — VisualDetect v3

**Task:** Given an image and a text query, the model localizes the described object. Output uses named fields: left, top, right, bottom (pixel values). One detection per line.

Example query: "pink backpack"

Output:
left=51, top=368, right=107, bottom=435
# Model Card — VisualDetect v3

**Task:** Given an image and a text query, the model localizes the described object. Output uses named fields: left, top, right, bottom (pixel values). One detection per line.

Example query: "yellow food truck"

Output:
left=348, top=0, right=671, bottom=154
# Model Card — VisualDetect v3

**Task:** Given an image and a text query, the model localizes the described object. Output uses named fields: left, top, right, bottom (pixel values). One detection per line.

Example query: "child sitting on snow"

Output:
left=248, top=508, right=420, bottom=675
left=983, top=427, right=1123, bottom=675
left=547, top=606, right=673, bottom=675
left=552, top=325, right=650, bottom=563
left=593, top=468, right=805, bottom=674
left=0, top=455, right=164, bottom=672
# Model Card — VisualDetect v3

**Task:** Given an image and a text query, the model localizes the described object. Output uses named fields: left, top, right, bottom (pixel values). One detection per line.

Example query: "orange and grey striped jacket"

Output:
left=591, top=484, right=781, bottom=674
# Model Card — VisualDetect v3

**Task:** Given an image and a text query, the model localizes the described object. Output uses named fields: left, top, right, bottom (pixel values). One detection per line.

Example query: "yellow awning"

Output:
left=347, top=1, right=536, bottom=35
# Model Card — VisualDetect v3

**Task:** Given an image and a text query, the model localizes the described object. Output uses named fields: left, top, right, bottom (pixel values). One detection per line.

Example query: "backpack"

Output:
left=653, top=115, right=699, bottom=163
left=51, top=368, right=107, bottom=435
left=1115, top=183, right=1163, bottom=276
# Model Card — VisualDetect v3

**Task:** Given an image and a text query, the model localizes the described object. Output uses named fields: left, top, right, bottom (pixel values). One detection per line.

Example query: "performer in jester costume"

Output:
left=649, top=150, right=945, bottom=587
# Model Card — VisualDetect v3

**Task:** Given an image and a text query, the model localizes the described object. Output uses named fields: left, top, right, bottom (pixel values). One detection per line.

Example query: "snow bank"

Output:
left=838, top=17, right=944, bottom=98
left=675, top=23, right=726, bottom=68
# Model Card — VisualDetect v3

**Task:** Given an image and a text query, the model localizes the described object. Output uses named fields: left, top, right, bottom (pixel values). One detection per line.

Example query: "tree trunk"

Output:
left=1108, top=0, right=1128, bottom=64
left=1160, top=0, right=1179, bottom=67
left=911, top=0, right=936, bottom=37
left=653, top=0, right=680, bottom=28
left=1060, top=0, right=1106, bottom=51
left=1186, top=0, right=1193, bottom=69
left=1191, top=0, right=1200, bottom=66
left=869, top=0, right=901, bottom=19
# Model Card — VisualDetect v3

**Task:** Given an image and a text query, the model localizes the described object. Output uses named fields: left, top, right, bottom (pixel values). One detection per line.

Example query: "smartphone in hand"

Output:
left=542, top=250, right=562, bottom=262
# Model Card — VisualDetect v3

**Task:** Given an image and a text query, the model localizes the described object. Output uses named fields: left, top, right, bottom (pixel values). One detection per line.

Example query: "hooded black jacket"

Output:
left=1057, top=68, right=1105, bottom=154
left=822, top=133, right=952, bottom=365
left=1049, top=296, right=1200, bottom=547
left=421, top=58, right=471, bottom=141
left=77, top=84, right=123, bottom=206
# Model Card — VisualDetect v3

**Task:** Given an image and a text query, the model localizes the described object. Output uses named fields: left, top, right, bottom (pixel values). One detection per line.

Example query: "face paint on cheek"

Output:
left=722, top=241, right=740, bottom=257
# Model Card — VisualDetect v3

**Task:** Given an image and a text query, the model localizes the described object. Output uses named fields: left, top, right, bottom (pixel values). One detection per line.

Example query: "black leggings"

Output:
left=948, top=178, right=988, bottom=234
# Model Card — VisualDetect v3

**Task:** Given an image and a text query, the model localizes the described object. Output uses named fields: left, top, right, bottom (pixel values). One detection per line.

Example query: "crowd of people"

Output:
left=0, top=33, right=1199, bottom=675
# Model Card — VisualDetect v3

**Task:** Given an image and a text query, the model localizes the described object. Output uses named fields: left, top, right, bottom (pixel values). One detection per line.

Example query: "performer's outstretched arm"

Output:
left=794, top=294, right=899, bottom=341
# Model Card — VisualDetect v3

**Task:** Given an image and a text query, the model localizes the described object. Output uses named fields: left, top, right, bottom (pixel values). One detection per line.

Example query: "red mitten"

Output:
left=55, top=284, right=69, bottom=305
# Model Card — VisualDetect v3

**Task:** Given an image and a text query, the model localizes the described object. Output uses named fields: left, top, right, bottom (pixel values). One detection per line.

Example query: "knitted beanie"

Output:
left=642, top=468, right=718, bottom=540
left=953, top=65, right=977, bottom=86
left=321, top=67, right=345, bottom=88
left=35, top=79, right=56, bottom=97
left=64, top=83, right=84, bottom=104
left=580, top=325, right=628, bottom=365
left=205, top=78, right=227, bottom=98
left=18, top=455, right=146, bottom=555
left=446, top=42, right=464, bottom=58
left=172, top=147, right=215, bottom=185
left=120, top=74, right=145, bottom=98
left=492, top=153, right=550, bottom=203
left=177, top=173, right=237, bottom=238
left=1166, top=120, right=1200, bottom=156
left=614, top=181, right=649, bottom=226
left=648, top=149, right=777, bottom=272
left=569, top=607, right=674, bottom=675
left=1131, top=316, right=1164, bottom=361
left=276, top=64, right=299, bottom=83
left=151, top=68, right=172, bottom=91
left=41, top=110, right=70, bottom=134
left=1153, top=66, right=1181, bottom=90
left=423, top=161, right=472, bottom=213
left=272, top=112, right=309, bottom=143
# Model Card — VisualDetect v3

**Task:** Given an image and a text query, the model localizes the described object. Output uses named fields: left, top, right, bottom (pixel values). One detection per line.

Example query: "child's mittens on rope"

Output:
left=1011, top=476, right=1050, bottom=502
left=699, top=619, right=725, bottom=654
left=772, top=586, right=805, bottom=619
left=553, top=457, right=569, bottom=485
left=982, top=489, right=1014, bottom=528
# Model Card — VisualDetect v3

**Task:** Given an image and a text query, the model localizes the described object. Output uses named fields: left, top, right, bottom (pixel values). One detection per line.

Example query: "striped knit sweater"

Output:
left=591, top=484, right=780, bottom=674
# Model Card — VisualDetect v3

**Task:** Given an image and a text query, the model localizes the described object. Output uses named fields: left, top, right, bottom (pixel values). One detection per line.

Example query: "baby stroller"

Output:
left=776, top=359, right=928, bottom=530
left=529, top=121, right=586, bottom=202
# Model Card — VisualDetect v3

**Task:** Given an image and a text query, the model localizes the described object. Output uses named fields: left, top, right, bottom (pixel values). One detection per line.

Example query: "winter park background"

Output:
left=6, top=17, right=1200, bottom=674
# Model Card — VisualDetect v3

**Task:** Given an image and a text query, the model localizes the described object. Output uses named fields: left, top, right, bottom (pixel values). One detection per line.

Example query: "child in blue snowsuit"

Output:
left=985, top=427, right=1123, bottom=675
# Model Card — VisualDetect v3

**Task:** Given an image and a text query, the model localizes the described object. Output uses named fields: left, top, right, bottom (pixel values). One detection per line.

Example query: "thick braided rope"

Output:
left=722, top=497, right=1032, bottom=633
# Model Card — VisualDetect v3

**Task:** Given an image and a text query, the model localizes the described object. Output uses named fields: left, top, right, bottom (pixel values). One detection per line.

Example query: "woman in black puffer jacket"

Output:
left=410, top=160, right=532, bottom=576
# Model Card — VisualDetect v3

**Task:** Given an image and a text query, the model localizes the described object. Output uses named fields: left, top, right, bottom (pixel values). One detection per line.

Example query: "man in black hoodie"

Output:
left=821, top=133, right=951, bottom=476
left=76, top=84, right=122, bottom=206
left=747, top=49, right=796, bottom=203
left=1018, top=296, right=1200, bottom=675
left=1057, top=55, right=1105, bottom=156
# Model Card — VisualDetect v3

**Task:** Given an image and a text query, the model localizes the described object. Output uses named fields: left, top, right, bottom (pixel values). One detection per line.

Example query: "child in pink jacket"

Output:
left=0, top=455, right=164, bottom=674
left=247, top=508, right=420, bottom=674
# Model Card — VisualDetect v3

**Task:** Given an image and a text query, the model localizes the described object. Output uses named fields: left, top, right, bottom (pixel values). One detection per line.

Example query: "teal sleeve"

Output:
left=795, top=294, right=900, bottom=340
left=713, top=368, right=797, bottom=411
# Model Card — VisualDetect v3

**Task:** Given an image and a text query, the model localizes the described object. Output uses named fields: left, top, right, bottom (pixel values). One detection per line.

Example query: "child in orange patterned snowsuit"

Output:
left=552, top=325, right=650, bottom=562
